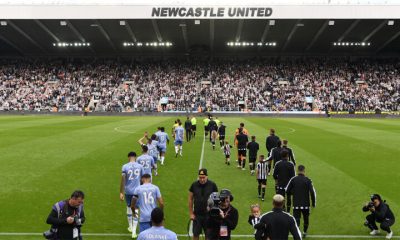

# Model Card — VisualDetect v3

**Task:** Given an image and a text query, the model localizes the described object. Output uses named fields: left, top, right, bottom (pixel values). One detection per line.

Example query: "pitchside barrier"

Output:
left=0, top=110, right=399, bottom=118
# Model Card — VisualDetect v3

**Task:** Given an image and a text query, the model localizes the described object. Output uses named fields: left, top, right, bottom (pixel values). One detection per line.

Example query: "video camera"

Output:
left=207, top=189, right=234, bottom=218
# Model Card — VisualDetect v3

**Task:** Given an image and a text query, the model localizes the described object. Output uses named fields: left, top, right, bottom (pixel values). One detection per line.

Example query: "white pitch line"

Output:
left=198, top=133, right=206, bottom=169
left=114, top=125, right=137, bottom=134
left=0, top=232, right=397, bottom=239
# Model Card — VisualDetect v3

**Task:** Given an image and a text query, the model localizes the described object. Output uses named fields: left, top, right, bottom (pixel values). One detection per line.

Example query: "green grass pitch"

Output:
left=0, top=115, right=399, bottom=240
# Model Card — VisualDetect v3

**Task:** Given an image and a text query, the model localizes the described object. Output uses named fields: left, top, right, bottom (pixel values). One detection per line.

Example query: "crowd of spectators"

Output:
left=0, top=58, right=399, bottom=112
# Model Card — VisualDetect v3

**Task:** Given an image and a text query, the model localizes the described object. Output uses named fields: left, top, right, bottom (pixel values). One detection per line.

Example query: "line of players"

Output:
left=119, top=120, right=191, bottom=239
left=206, top=119, right=316, bottom=238
left=119, top=116, right=316, bottom=238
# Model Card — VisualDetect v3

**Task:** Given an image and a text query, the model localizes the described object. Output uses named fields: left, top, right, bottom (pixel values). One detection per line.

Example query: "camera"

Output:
left=43, top=228, right=57, bottom=239
left=74, top=215, right=82, bottom=226
left=208, top=189, right=234, bottom=218
left=367, top=201, right=374, bottom=209
left=208, top=192, right=221, bottom=218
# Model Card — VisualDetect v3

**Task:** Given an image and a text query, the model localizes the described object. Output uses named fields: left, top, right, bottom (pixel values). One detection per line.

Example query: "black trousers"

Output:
left=185, top=129, right=192, bottom=142
left=293, top=208, right=310, bottom=233
left=366, top=214, right=395, bottom=233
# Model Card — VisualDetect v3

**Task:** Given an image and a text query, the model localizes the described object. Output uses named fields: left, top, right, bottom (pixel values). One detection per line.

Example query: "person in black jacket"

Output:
left=208, top=117, right=218, bottom=143
left=285, top=165, right=316, bottom=238
left=235, top=128, right=249, bottom=170
left=46, top=190, right=85, bottom=240
left=362, top=194, right=395, bottom=239
left=255, top=194, right=302, bottom=240
left=266, top=128, right=280, bottom=174
left=185, top=117, right=192, bottom=142
left=247, top=136, right=259, bottom=175
left=273, top=150, right=295, bottom=200
left=218, top=123, right=226, bottom=148
left=282, top=139, right=296, bottom=166
left=267, top=140, right=283, bottom=175
left=206, top=189, right=239, bottom=240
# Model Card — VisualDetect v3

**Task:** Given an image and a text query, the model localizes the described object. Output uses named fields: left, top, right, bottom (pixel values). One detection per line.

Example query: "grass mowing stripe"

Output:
left=0, top=116, right=175, bottom=233
left=284, top=118, right=400, bottom=152
left=278, top=118, right=400, bottom=202
left=0, top=117, right=168, bottom=193
left=0, top=118, right=119, bottom=149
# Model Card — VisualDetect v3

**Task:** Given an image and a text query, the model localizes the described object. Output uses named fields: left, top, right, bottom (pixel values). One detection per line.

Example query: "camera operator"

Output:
left=206, top=189, right=239, bottom=240
left=362, top=194, right=395, bottom=239
left=45, top=190, right=85, bottom=240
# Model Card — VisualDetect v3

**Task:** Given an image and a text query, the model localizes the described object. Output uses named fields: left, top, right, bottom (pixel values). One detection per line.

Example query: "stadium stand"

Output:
left=1, top=58, right=399, bottom=113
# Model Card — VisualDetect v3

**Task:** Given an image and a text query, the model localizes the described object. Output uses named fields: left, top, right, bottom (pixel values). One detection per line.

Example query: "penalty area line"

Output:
left=0, top=232, right=397, bottom=238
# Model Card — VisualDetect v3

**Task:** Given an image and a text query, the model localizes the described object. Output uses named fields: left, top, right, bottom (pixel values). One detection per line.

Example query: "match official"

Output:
left=285, top=165, right=316, bottom=238
left=255, top=194, right=302, bottom=240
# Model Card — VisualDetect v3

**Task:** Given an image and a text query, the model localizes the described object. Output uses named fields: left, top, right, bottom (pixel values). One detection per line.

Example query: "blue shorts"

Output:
left=174, top=140, right=183, bottom=146
left=152, top=156, right=158, bottom=162
left=158, top=146, right=167, bottom=153
left=125, top=194, right=133, bottom=207
left=139, top=222, right=151, bottom=232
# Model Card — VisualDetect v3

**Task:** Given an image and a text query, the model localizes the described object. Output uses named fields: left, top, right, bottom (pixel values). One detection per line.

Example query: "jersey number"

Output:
left=143, top=191, right=155, bottom=204
left=128, top=169, right=140, bottom=180
left=139, top=160, right=150, bottom=169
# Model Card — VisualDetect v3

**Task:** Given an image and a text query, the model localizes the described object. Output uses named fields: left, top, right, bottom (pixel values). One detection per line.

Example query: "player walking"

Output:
left=120, top=152, right=145, bottom=238
left=174, top=121, right=185, bottom=157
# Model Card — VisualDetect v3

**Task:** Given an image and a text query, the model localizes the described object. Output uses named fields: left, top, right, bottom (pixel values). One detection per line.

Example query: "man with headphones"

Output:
left=363, top=194, right=395, bottom=239
left=206, top=189, right=239, bottom=240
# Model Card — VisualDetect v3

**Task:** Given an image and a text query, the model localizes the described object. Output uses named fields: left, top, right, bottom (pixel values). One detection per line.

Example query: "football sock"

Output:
left=127, top=207, right=132, bottom=229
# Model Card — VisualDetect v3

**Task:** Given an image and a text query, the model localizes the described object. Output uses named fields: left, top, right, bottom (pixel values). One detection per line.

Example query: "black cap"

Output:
left=371, top=194, right=382, bottom=201
left=128, top=152, right=136, bottom=157
left=198, top=168, right=208, bottom=176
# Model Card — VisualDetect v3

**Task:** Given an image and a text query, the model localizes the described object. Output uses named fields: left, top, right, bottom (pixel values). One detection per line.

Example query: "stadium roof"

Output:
left=0, top=19, right=399, bottom=57
left=0, top=1, right=399, bottom=57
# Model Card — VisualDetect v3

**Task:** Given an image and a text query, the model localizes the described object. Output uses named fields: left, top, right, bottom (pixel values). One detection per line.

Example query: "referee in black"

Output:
left=285, top=165, right=316, bottom=238
left=255, top=194, right=302, bottom=240
left=266, top=129, right=280, bottom=174
left=273, top=150, right=295, bottom=201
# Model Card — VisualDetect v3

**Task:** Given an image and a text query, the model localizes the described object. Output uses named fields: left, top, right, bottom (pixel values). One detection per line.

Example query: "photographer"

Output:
left=362, top=194, right=395, bottom=239
left=206, top=189, right=239, bottom=240
left=45, top=190, right=85, bottom=240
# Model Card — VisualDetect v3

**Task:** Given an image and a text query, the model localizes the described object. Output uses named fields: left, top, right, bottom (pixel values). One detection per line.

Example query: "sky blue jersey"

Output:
left=122, top=162, right=144, bottom=195
left=137, top=226, right=178, bottom=240
left=133, top=183, right=162, bottom=222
